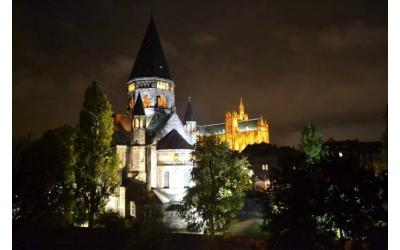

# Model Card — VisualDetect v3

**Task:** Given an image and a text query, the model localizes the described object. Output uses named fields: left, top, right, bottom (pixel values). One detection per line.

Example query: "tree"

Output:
left=75, top=81, right=119, bottom=228
left=263, top=124, right=387, bottom=249
left=13, top=126, right=77, bottom=226
left=262, top=149, right=334, bottom=249
left=262, top=124, right=335, bottom=249
left=316, top=154, right=387, bottom=250
left=179, top=136, right=253, bottom=236
left=299, top=123, right=326, bottom=165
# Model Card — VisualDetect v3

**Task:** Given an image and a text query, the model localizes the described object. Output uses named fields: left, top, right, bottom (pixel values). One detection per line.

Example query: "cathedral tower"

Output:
left=126, top=16, right=176, bottom=119
left=238, top=97, right=248, bottom=120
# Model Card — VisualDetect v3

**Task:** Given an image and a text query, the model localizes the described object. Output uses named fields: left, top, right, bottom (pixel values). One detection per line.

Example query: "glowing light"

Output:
left=158, top=152, right=192, bottom=164
left=339, top=152, right=343, bottom=157
left=128, top=83, right=135, bottom=92
left=198, top=98, right=269, bottom=152
left=157, top=81, right=170, bottom=90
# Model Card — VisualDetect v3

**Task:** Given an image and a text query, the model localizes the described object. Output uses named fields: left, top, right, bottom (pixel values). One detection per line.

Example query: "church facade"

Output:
left=106, top=17, right=197, bottom=229
left=198, top=98, right=270, bottom=152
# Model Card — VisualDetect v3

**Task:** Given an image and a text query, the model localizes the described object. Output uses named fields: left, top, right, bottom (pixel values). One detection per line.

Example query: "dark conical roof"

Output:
left=184, top=97, right=196, bottom=122
left=133, top=93, right=145, bottom=116
left=157, top=129, right=192, bottom=150
left=129, top=17, right=171, bottom=80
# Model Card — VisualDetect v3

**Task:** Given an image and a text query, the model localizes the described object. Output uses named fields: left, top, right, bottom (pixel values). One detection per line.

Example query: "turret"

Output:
left=184, top=96, right=197, bottom=144
left=131, top=92, right=146, bottom=145
left=238, top=97, right=248, bottom=120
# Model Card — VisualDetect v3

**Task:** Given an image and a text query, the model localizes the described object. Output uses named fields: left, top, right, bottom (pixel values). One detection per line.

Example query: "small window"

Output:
left=144, top=205, right=151, bottom=218
left=164, top=171, right=170, bottom=188
left=130, top=201, right=136, bottom=217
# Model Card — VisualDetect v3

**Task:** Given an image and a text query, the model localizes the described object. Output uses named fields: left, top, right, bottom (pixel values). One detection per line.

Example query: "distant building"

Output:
left=198, top=98, right=270, bottom=152
left=324, top=139, right=384, bottom=173
left=240, top=143, right=301, bottom=191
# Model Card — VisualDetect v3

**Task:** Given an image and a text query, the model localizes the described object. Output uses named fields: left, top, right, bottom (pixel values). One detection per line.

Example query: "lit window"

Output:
left=128, top=83, right=135, bottom=92
left=157, top=81, right=170, bottom=90
left=338, top=152, right=343, bottom=158
left=164, top=171, right=170, bottom=188
left=173, top=153, right=179, bottom=162
left=130, top=201, right=136, bottom=217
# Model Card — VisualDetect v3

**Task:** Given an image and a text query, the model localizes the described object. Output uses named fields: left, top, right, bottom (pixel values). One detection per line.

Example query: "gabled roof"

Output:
left=156, top=129, right=192, bottom=150
left=129, top=16, right=172, bottom=80
left=184, top=97, right=196, bottom=123
left=133, top=93, right=145, bottom=116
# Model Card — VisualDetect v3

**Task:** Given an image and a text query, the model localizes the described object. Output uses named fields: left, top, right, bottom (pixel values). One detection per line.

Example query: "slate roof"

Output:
left=197, top=123, right=225, bottom=135
left=133, top=93, right=145, bottom=116
left=184, top=98, right=196, bottom=122
left=156, top=129, right=192, bottom=150
left=197, top=118, right=261, bottom=135
left=129, top=16, right=172, bottom=80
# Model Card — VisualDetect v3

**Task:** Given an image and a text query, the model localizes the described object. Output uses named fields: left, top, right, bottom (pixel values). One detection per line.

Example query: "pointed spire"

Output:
left=184, top=96, right=196, bottom=122
left=133, top=92, right=145, bottom=116
left=129, top=16, right=172, bottom=80
left=259, top=115, right=265, bottom=126
left=239, top=97, right=245, bottom=114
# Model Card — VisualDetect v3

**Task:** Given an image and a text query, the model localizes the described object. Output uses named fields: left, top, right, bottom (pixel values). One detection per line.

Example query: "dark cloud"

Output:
left=13, top=0, right=387, bottom=145
left=191, top=32, right=219, bottom=46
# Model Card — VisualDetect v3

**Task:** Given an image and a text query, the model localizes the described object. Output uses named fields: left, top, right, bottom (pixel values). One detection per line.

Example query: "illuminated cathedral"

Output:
left=198, top=98, right=270, bottom=152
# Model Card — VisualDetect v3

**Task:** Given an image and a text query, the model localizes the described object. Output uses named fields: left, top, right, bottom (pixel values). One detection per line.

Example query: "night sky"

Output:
left=13, top=0, right=387, bottom=146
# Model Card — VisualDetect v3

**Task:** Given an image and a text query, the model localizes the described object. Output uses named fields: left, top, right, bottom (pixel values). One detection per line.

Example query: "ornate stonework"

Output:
left=198, top=98, right=270, bottom=152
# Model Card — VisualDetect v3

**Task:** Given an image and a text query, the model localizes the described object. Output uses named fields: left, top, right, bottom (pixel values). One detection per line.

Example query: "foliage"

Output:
left=125, top=181, right=164, bottom=223
left=315, top=155, right=387, bottom=245
left=74, top=81, right=119, bottom=227
left=262, top=147, right=334, bottom=249
left=263, top=124, right=387, bottom=249
left=179, top=136, right=253, bottom=236
left=299, top=123, right=326, bottom=164
left=94, top=211, right=132, bottom=230
left=13, top=126, right=77, bottom=226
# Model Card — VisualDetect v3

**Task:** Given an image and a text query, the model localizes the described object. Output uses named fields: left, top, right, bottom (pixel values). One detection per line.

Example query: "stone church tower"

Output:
left=108, top=17, right=197, bottom=228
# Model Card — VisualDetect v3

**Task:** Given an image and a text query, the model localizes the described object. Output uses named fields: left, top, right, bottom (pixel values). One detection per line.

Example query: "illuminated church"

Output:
left=106, top=17, right=270, bottom=227
left=198, top=98, right=270, bottom=152
left=108, top=17, right=197, bottom=228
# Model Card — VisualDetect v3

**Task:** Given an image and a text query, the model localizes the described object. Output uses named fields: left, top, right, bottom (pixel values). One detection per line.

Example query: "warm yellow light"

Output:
left=158, top=152, right=192, bottom=164
left=128, top=83, right=135, bottom=92
left=157, top=81, right=170, bottom=90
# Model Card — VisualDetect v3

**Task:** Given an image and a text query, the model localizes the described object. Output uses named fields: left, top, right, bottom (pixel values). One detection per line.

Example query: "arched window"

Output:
left=164, top=171, right=170, bottom=188
left=130, top=201, right=136, bottom=218
left=135, top=119, right=139, bottom=128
